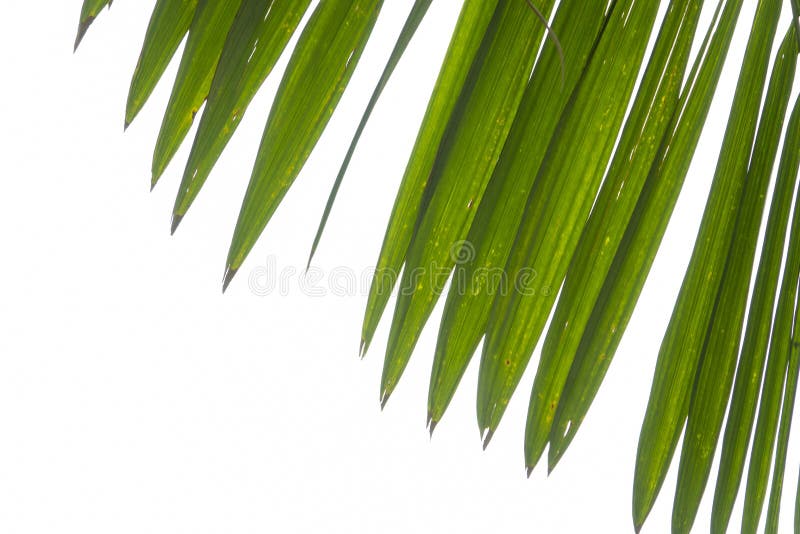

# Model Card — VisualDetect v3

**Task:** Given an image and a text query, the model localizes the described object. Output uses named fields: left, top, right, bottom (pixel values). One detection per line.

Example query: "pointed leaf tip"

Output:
left=428, top=417, right=438, bottom=438
left=548, top=443, right=565, bottom=473
left=482, top=429, right=494, bottom=451
left=222, top=266, right=237, bottom=293
left=74, top=18, right=93, bottom=52
left=170, top=213, right=183, bottom=236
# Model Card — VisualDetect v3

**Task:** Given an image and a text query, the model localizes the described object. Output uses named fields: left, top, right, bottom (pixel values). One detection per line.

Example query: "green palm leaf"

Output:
left=308, top=0, right=434, bottom=267
left=741, top=122, right=800, bottom=530
left=150, top=0, right=242, bottom=187
left=527, top=0, right=702, bottom=472
left=428, top=0, right=609, bottom=432
left=479, top=0, right=661, bottom=446
left=126, top=0, right=199, bottom=129
left=224, top=0, right=384, bottom=288
left=74, top=1, right=800, bottom=531
left=75, top=0, right=112, bottom=50
left=766, top=289, right=800, bottom=533
left=360, top=0, right=500, bottom=357
left=674, top=25, right=797, bottom=534
left=633, top=0, right=781, bottom=527
left=172, top=0, right=312, bottom=232
left=549, top=0, right=746, bottom=470
left=380, top=0, right=557, bottom=408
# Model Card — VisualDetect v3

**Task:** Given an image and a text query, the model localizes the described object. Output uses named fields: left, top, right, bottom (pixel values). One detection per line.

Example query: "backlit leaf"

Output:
left=633, top=0, right=781, bottom=527
left=171, top=0, right=312, bottom=231
left=150, top=0, right=243, bottom=186
left=224, top=0, right=384, bottom=287
left=428, top=0, right=610, bottom=430
left=126, top=0, right=199, bottom=128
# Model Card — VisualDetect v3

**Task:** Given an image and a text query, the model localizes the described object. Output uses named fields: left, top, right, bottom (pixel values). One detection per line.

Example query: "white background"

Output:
left=1, top=1, right=799, bottom=532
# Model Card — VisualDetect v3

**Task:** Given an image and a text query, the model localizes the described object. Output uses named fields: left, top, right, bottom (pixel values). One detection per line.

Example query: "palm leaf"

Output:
left=741, top=117, right=800, bottom=530
left=223, top=0, right=384, bottom=289
left=150, top=0, right=242, bottom=187
left=380, top=0, right=557, bottom=408
left=429, top=0, right=609, bottom=433
left=549, top=0, right=746, bottom=469
left=75, top=0, right=113, bottom=50
left=74, top=1, right=800, bottom=531
left=633, top=0, right=781, bottom=527
left=126, top=0, right=199, bottom=129
left=307, top=0, right=434, bottom=267
left=360, top=0, right=500, bottom=357
left=172, top=0, right=312, bottom=232
left=527, top=0, right=702, bottom=471
left=673, top=25, right=797, bottom=534
left=479, top=0, right=661, bottom=446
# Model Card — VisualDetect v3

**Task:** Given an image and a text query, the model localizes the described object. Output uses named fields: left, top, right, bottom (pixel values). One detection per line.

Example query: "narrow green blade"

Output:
left=151, top=0, right=242, bottom=187
left=525, top=0, right=703, bottom=472
left=427, top=0, right=611, bottom=430
left=171, top=0, right=312, bottom=231
left=712, top=57, right=800, bottom=534
left=307, top=0, right=434, bottom=267
left=224, top=0, right=384, bottom=288
left=360, top=0, right=500, bottom=357
left=741, top=112, right=800, bottom=532
left=765, top=276, right=800, bottom=533
left=632, top=0, right=781, bottom=528
left=75, top=0, right=112, bottom=51
left=672, top=26, right=797, bottom=534
left=126, top=0, right=199, bottom=129
left=477, top=0, right=661, bottom=445
left=548, top=0, right=745, bottom=475
left=380, top=0, right=558, bottom=408
left=794, top=0, right=800, bottom=43
left=795, top=467, right=800, bottom=533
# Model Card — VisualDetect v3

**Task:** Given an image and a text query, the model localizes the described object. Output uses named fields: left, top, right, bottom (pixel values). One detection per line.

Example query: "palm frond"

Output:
left=360, top=0, right=500, bottom=358
left=382, top=0, right=558, bottom=411
left=675, top=24, right=797, bottom=534
left=430, top=0, right=608, bottom=435
left=528, top=0, right=701, bottom=471
left=549, top=0, right=747, bottom=473
left=75, top=0, right=800, bottom=531
left=635, top=0, right=781, bottom=528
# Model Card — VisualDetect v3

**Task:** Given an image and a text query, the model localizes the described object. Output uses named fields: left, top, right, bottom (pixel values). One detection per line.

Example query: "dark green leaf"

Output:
left=75, top=0, right=112, bottom=50
left=171, top=0, right=312, bottom=231
left=428, top=0, right=610, bottom=430
left=224, top=0, right=384, bottom=288
left=477, top=0, right=661, bottom=446
left=632, top=1, right=781, bottom=528
left=526, top=0, right=703, bottom=472
left=151, top=0, right=243, bottom=186
left=307, top=0, right=434, bottom=267
left=360, top=0, right=501, bottom=357
left=126, top=0, right=199, bottom=128
left=672, top=25, right=797, bottom=534
left=379, top=0, right=557, bottom=407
